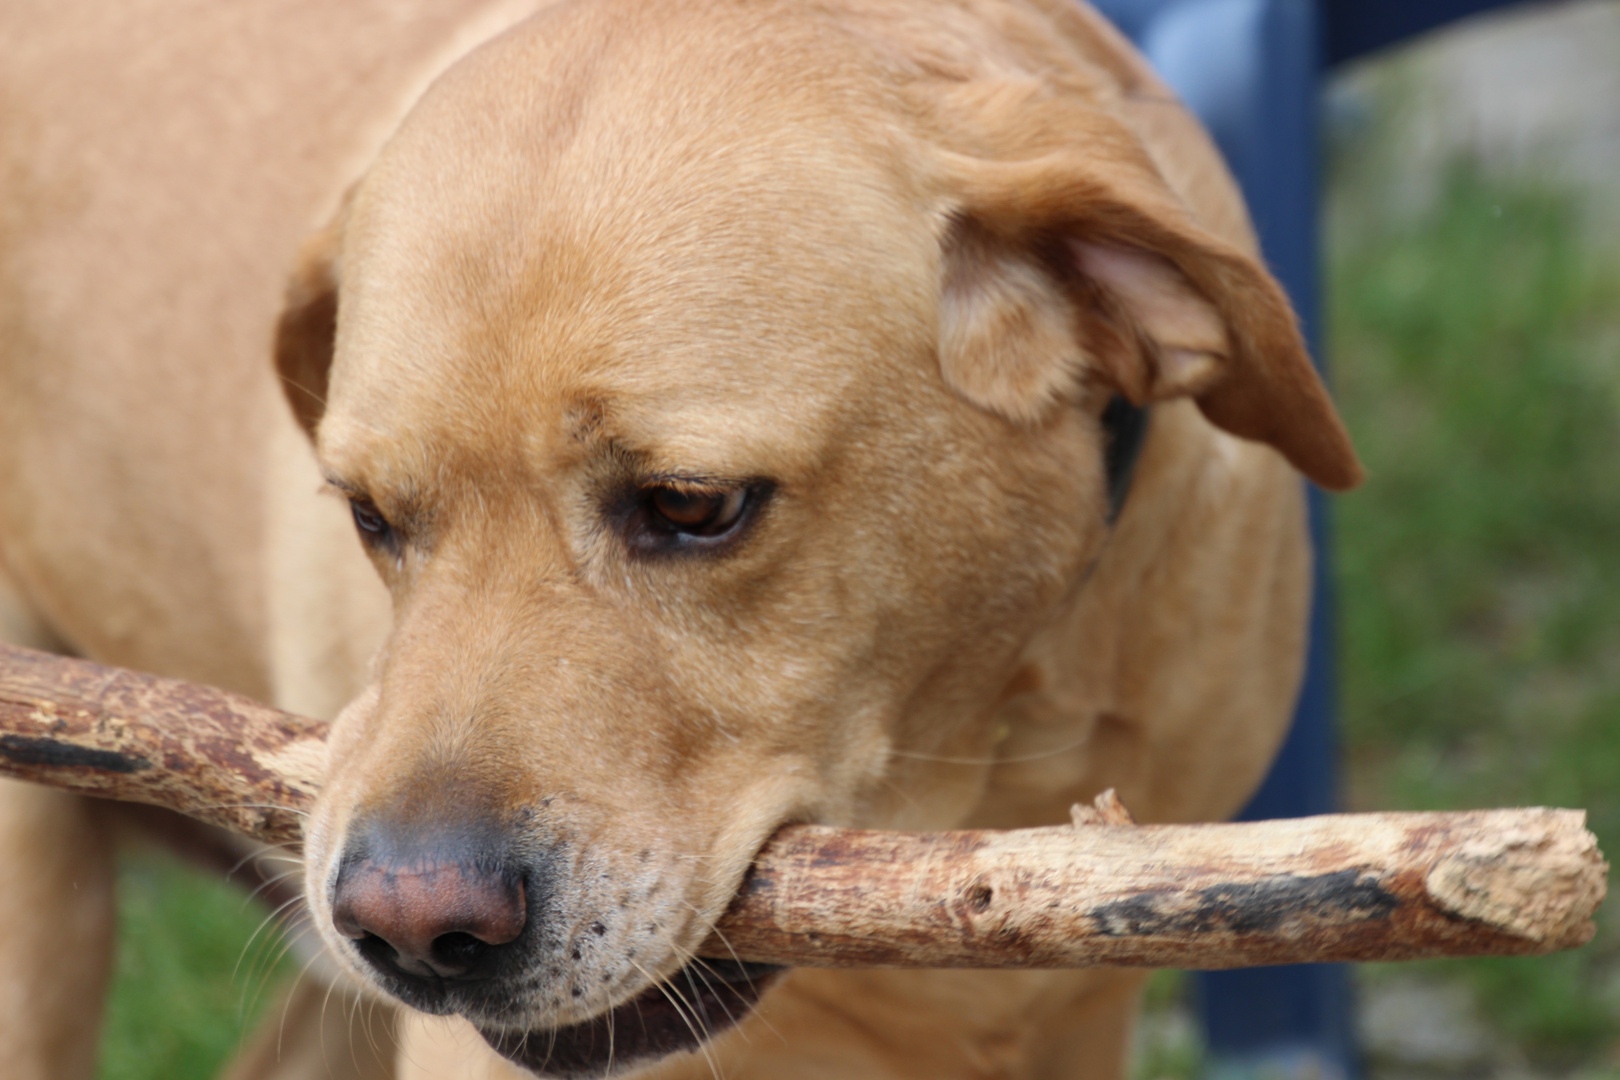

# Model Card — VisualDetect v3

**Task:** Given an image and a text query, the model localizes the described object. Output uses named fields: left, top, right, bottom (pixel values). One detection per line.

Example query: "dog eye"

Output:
left=621, top=481, right=768, bottom=556
left=644, top=485, right=745, bottom=537
left=647, top=486, right=746, bottom=536
left=350, top=497, right=398, bottom=549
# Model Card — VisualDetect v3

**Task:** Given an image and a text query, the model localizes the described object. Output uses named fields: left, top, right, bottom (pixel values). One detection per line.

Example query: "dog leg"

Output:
left=0, top=572, right=117, bottom=1080
left=1025, top=970, right=1152, bottom=1080
left=220, top=973, right=397, bottom=1080
left=0, top=781, right=116, bottom=1080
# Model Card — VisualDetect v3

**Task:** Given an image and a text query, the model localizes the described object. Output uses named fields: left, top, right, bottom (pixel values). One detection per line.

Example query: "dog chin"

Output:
left=477, top=958, right=785, bottom=1079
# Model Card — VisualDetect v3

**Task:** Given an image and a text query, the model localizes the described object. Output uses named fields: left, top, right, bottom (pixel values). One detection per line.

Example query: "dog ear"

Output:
left=932, top=84, right=1362, bottom=490
left=274, top=214, right=343, bottom=440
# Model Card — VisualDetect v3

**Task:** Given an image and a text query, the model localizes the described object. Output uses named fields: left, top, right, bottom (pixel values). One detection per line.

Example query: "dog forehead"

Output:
left=341, top=0, right=938, bottom=312
left=323, top=0, right=943, bottom=478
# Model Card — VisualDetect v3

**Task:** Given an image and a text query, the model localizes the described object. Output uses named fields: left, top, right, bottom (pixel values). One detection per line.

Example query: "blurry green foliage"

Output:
left=1332, top=160, right=1620, bottom=1058
left=98, top=849, right=294, bottom=1080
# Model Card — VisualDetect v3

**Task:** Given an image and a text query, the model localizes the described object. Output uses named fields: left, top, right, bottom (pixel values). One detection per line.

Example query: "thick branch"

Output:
left=701, top=801, right=1604, bottom=967
left=0, top=643, right=323, bottom=848
left=0, top=643, right=1606, bottom=968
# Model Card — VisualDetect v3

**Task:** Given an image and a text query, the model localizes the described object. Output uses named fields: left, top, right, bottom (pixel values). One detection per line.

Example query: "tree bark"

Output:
left=0, top=642, right=1606, bottom=968
left=0, top=642, right=322, bottom=848
left=700, top=801, right=1604, bottom=967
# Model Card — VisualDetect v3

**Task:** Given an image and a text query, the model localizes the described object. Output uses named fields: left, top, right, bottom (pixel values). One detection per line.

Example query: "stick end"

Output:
left=1425, top=810, right=1608, bottom=949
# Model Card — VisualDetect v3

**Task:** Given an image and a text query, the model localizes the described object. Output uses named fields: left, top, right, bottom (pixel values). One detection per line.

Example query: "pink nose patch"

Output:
left=333, top=860, right=526, bottom=978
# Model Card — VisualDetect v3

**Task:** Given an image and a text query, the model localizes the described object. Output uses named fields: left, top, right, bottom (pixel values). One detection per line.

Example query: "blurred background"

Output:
left=1141, top=2, right=1620, bottom=1076
left=95, top=2, right=1620, bottom=1077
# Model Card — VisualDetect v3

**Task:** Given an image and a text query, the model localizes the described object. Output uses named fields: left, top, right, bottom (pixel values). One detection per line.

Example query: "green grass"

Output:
left=1331, top=161, right=1620, bottom=1061
left=98, top=848, right=295, bottom=1080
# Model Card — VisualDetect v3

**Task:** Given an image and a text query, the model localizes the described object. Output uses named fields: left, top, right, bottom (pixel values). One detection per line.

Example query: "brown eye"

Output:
left=647, top=486, right=746, bottom=536
left=619, top=479, right=770, bottom=557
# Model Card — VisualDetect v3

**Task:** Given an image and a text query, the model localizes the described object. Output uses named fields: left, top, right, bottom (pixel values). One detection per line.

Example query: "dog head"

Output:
left=276, top=1, right=1358, bottom=1074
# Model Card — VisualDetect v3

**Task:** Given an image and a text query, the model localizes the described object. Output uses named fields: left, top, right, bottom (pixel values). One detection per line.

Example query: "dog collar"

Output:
left=1101, top=395, right=1150, bottom=524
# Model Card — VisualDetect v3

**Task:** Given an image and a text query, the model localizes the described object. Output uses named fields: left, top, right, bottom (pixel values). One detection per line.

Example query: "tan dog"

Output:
left=0, top=0, right=1360, bottom=1077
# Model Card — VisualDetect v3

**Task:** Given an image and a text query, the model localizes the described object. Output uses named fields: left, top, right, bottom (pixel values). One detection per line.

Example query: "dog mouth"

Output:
left=477, top=957, right=785, bottom=1079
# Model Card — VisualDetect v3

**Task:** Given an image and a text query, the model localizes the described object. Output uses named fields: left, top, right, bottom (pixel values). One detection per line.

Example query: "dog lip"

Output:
left=476, top=958, right=785, bottom=1079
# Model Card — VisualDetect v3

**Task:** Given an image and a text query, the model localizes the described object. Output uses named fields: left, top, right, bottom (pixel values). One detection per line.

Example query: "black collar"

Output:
left=1101, top=395, right=1150, bottom=524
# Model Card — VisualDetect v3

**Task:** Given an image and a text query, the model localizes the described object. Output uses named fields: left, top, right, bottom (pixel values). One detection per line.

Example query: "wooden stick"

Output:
left=0, top=642, right=323, bottom=848
left=700, top=798, right=1604, bottom=967
left=0, top=642, right=1606, bottom=968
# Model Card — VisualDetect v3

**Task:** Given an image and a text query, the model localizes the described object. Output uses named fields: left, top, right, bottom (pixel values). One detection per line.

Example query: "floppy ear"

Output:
left=273, top=214, right=343, bottom=440
left=932, top=81, right=1362, bottom=490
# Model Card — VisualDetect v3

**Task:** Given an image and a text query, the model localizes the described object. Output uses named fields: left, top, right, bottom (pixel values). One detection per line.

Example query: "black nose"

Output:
left=333, top=838, right=528, bottom=984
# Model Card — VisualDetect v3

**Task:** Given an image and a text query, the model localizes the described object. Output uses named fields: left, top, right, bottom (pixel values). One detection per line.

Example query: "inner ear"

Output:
left=274, top=218, right=342, bottom=440
left=938, top=218, right=1084, bottom=425
left=1069, top=240, right=1227, bottom=402
left=937, top=220, right=1231, bottom=426
left=924, top=70, right=1361, bottom=488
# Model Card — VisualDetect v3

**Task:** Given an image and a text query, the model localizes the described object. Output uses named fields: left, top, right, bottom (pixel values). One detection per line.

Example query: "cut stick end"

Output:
left=1424, top=809, right=1608, bottom=949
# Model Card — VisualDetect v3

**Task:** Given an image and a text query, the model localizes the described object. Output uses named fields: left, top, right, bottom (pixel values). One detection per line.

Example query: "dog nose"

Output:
left=332, top=856, right=527, bottom=981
